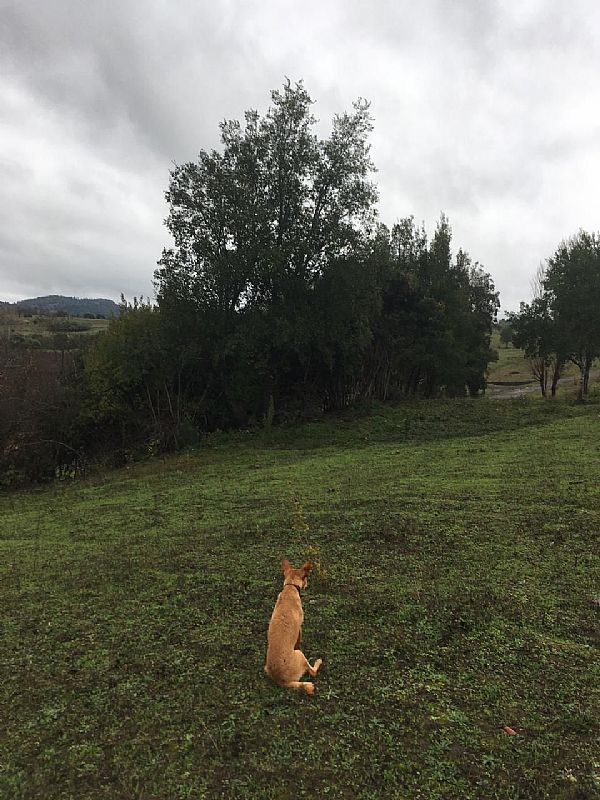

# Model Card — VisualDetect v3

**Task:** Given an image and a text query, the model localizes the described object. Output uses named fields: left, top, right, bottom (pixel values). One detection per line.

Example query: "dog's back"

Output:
left=265, top=584, right=304, bottom=682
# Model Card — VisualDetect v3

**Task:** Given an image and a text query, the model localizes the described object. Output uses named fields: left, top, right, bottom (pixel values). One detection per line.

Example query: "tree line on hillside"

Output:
left=509, top=231, right=600, bottom=400
left=13, top=296, right=120, bottom=318
left=1, top=81, right=499, bottom=485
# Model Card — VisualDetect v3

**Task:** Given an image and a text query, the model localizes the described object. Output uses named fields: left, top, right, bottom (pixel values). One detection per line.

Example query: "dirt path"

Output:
left=487, top=370, right=600, bottom=399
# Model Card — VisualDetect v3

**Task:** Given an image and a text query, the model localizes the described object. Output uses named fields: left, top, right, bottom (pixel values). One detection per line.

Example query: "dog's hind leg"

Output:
left=295, top=650, right=322, bottom=678
left=307, top=657, right=322, bottom=676
left=283, top=680, right=315, bottom=695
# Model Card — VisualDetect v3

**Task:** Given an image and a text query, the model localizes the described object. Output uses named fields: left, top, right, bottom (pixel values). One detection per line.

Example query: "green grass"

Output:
left=488, top=332, right=580, bottom=387
left=0, top=314, right=109, bottom=343
left=488, top=330, right=530, bottom=384
left=488, top=345, right=533, bottom=384
left=1, top=398, right=599, bottom=799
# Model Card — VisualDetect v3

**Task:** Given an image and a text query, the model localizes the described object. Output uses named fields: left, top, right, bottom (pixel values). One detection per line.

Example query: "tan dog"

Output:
left=264, top=559, right=322, bottom=695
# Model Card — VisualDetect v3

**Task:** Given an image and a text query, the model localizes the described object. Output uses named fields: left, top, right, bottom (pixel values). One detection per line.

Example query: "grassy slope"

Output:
left=488, top=331, right=580, bottom=387
left=1, top=400, right=599, bottom=799
left=489, top=331, right=533, bottom=384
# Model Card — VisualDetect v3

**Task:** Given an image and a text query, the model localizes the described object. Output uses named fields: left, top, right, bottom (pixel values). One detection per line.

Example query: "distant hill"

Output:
left=15, top=295, right=120, bottom=318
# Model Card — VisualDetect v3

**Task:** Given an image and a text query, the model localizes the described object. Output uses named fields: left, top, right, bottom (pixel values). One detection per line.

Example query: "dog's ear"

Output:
left=281, top=558, right=291, bottom=574
left=301, top=560, right=312, bottom=575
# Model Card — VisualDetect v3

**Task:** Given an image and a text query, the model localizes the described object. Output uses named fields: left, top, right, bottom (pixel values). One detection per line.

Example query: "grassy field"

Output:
left=1, top=398, right=599, bottom=799
left=488, top=331, right=581, bottom=388
left=0, top=313, right=110, bottom=344
left=488, top=337, right=533, bottom=384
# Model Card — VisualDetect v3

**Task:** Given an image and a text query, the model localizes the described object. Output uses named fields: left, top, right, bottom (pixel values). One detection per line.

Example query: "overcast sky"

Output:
left=1, top=0, right=599, bottom=311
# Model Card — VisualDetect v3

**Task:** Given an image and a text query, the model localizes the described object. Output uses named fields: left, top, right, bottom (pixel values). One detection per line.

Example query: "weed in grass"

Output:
left=290, top=488, right=329, bottom=585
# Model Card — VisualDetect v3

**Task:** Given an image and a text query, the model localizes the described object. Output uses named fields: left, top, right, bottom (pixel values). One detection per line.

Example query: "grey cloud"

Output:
left=1, top=0, right=289, bottom=164
left=1, top=0, right=600, bottom=310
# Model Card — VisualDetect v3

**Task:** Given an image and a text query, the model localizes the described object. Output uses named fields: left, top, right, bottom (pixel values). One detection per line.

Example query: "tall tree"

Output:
left=156, top=80, right=377, bottom=309
left=544, top=230, right=600, bottom=400
left=513, top=265, right=567, bottom=397
left=510, top=297, right=556, bottom=397
left=365, top=218, right=498, bottom=399
left=155, top=80, right=378, bottom=422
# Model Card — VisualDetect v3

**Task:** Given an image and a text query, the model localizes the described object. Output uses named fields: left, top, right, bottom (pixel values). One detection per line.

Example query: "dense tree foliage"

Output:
left=545, top=231, right=600, bottom=399
left=156, top=82, right=376, bottom=310
left=87, top=82, right=499, bottom=449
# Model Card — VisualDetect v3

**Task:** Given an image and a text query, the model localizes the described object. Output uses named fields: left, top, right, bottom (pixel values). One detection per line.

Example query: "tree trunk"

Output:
left=576, top=352, right=589, bottom=402
left=550, top=358, right=564, bottom=398
left=531, top=358, right=548, bottom=397
left=583, top=357, right=591, bottom=397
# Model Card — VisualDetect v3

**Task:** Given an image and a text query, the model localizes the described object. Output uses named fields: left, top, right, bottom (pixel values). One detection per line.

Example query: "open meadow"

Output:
left=1, top=398, right=599, bottom=799
left=488, top=331, right=535, bottom=385
left=486, top=333, right=591, bottom=400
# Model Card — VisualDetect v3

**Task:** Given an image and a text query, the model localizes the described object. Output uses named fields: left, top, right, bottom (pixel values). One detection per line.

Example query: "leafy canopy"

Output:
left=155, top=80, right=378, bottom=313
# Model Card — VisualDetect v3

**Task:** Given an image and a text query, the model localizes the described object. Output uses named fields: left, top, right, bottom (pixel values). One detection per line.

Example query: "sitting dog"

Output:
left=264, top=558, right=322, bottom=695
